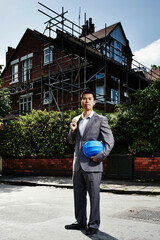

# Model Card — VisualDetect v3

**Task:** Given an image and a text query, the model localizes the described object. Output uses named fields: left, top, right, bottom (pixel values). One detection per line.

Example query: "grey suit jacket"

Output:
left=68, top=112, right=114, bottom=172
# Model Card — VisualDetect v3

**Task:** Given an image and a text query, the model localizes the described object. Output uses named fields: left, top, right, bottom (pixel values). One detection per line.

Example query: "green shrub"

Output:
left=109, top=80, right=160, bottom=155
left=0, top=80, right=160, bottom=158
left=0, top=108, right=83, bottom=158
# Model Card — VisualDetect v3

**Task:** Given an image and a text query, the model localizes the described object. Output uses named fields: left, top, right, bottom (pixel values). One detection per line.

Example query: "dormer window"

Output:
left=44, top=46, right=53, bottom=65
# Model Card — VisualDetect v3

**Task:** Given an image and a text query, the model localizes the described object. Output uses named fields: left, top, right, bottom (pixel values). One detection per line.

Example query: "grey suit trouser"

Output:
left=73, top=167, right=102, bottom=229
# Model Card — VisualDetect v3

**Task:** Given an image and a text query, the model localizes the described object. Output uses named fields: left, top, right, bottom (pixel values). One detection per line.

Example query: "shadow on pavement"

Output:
left=81, top=229, right=118, bottom=240
left=0, top=183, right=24, bottom=193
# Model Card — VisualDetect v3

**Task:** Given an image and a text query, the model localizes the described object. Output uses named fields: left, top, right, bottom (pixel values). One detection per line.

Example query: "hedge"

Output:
left=0, top=80, right=160, bottom=157
left=0, top=109, right=83, bottom=158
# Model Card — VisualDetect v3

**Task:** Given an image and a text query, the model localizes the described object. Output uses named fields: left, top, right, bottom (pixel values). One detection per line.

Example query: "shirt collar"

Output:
left=82, top=110, right=94, bottom=119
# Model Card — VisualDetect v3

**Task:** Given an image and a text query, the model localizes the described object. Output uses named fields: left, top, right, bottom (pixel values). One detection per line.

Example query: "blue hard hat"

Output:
left=83, top=140, right=104, bottom=158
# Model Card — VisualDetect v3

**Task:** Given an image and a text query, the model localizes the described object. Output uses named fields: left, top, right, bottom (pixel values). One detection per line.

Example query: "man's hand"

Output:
left=70, top=119, right=77, bottom=132
left=91, top=156, right=97, bottom=162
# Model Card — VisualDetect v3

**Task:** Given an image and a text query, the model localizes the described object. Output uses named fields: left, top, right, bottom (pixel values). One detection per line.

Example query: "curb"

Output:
left=1, top=180, right=160, bottom=195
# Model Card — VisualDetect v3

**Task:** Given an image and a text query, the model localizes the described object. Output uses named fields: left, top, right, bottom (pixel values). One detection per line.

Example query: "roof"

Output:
left=1, top=29, right=52, bottom=77
left=80, top=22, right=121, bottom=43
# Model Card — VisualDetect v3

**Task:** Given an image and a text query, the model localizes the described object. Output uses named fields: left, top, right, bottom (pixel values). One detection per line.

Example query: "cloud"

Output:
left=0, top=58, right=5, bottom=65
left=133, top=39, right=160, bottom=69
left=0, top=58, right=5, bottom=71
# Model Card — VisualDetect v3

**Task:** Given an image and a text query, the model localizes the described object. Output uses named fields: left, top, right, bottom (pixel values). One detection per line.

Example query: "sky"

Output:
left=0, top=0, right=160, bottom=70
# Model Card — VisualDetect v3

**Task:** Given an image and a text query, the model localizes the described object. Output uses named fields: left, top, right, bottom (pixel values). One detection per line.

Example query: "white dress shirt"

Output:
left=79, top=111, right=94, bottom=136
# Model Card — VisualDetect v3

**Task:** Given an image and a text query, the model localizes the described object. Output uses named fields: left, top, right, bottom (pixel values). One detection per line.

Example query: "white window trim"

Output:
left=19, top=93, right=33, bottom=113
left=22, top=58, right=32, bottom=82
left=43, top=90, right=52, bottom=105
left=44, top=46, right=54, bottom=65
left=20, top=53, right=33, bottom=62
left=9, top=80, right=19, bottom=85
left=10, top=59, right=19, bottom=65
left=10, top=64, right=19, bottom=84
left=19, top=93, right=33, bottom=98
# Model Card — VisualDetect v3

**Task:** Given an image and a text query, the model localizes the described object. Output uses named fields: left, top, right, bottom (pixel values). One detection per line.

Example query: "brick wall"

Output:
left=2, top=157, right=160, bottom=180
left=2, top=158, right=73, bottom=176
left=134, top=157, right=160, bottom=179
left=2, top=157, right=108, bottom=177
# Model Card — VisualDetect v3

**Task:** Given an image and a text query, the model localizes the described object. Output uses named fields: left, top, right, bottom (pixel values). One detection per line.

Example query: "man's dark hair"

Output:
left=80, top=90, right=96, bottom=100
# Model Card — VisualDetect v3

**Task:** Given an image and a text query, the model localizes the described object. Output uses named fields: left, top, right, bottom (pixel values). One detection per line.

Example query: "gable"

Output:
left=110, top=25, right=126, bottom=46
left=1, top=29, right=51, bottom=77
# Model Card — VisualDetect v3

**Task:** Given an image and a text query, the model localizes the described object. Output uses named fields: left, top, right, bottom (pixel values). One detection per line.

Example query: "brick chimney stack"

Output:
left=80, top=17, right=95, bottom=37
left=6, top=47, right=15, bottom=65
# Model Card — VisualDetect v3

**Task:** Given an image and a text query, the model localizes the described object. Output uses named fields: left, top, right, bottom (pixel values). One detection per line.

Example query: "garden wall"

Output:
left=1, top=156, right=160, bottom=180
left=134, top=157, right=160, bottom=180
left=2, top=158, right=74, bottom=176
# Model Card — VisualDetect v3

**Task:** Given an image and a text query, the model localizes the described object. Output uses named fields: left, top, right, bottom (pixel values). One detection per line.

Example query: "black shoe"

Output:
left=85, top=227, right=98, bottom=235
left=65, top=222, right=87, bottom=230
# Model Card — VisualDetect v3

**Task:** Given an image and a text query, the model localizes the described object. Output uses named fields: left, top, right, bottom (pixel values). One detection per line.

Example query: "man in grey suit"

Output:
left=65, top=90, right=114, bottom=235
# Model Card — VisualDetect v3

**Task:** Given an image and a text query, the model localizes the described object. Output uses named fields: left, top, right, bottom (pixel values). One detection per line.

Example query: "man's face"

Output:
left=81, top=93, right=96, bottom=111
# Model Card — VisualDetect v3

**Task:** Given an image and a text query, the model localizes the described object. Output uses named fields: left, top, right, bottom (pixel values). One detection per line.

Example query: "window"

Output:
left=124, top=91, right=129, bottom=102
left=115, top=41, right=122, bottom=62
left=111, top=89, right=119, bottom=104
left=19, top=94, right=32, bottom=114
left=22, top=58, right=32, bottom=82
left=44, top=46, right=53, bottom=65
left=11, top=64, right=19, bottom=83
left=102, top=43, right=110, bottom=57
left=110, top=41, right=115, bottom=59
left=110, top=40, right=122, bottom=63
left=43, top=90, right=52, bottom=105
left=122, top=56, right=128, bottom=65
left=110, top=76, right=120, bottom=104
left=96, top=73, right=105, bottom=102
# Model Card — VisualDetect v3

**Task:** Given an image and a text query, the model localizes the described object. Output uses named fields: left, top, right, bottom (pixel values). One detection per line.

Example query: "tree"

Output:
left=109, top=80, right=160, bottom=155
left=151, top=64, right=160, bottom=70
left=0, top=65, right=11, bottom=117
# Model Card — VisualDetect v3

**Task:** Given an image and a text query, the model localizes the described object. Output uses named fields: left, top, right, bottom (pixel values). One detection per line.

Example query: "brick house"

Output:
left=148, top=68, right=160, bottom=80
left=1, top=19, right=151, bottom=118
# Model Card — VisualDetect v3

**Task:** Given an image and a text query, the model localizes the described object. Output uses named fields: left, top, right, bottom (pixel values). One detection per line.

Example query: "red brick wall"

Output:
left=2, top=157, right=160, bottom=179
left=2, top=158, right=73, bottom=176
left=134, top=157, right=160, bottom=179
left=2, top=157, right=108, bottom=176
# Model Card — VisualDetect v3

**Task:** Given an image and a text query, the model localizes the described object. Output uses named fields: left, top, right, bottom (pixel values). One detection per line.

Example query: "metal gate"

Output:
left=106, top=154, right=133, bottom=179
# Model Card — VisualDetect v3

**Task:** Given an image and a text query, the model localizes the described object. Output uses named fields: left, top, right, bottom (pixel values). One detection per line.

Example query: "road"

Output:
left=0, top=184, right=160, bottom=240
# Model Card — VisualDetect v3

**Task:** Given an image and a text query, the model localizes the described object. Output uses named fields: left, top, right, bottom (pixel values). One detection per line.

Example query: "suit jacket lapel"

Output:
left=81, top=112, right=97, bottom=138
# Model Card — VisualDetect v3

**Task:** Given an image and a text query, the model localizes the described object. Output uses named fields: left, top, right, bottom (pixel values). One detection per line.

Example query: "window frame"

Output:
left=11, top=63, right=19, bottom=84
left=22, top=58, right=32, bottom=82
left=43, top=90, right=52, bottom=105
left=44, top=46, right=54, bottom=65
left=19, top=93, right=33, bottom=114
left=110, top=76, right=120, bottom=104
left=96, top=73, right=106, bottom=102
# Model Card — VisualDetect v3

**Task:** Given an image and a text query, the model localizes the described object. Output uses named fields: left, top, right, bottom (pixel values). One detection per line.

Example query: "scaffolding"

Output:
left=37, top=2, right=157, bottom=114
left=1, top=2, right=158, bottom=118
left=38, top=2, right=108, bottom=114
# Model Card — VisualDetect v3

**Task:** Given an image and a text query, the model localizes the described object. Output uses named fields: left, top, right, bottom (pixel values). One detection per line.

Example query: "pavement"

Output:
left=0, top=174, right=160, bottom=195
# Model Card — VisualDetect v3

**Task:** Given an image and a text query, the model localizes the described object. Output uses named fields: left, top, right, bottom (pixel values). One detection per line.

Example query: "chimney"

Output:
left=6, top=47, right=15, bottom=65
left=80, top=17, right=95, bottom=37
